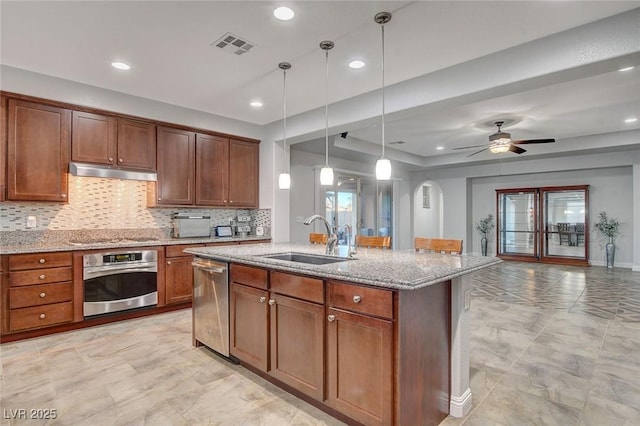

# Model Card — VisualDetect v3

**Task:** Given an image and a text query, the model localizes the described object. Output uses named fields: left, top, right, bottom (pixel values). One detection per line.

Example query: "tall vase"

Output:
left=605, top=236, right=615, bottom=269
left=481, top=236, right=488, bottom=256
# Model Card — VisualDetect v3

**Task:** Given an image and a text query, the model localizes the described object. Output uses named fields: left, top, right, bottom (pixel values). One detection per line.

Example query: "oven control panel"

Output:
left=103, top=253, right=142, bottom=263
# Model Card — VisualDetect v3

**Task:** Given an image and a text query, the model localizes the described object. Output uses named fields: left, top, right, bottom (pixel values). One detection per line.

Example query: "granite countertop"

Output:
left=185, top=243, right=501, bottom=291
left=0, top=231, right=271, bottom=255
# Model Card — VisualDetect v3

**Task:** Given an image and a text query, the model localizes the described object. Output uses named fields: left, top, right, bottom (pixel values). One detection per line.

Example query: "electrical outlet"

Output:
left=26, top=216, right=37, bottom=228
left=296, top=216, right=305, bottom=223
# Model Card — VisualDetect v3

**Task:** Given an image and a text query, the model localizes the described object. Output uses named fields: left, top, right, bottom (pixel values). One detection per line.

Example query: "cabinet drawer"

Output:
left=9, top=252, right=72, bottom=270
left=10, top=282, right=73, bottom=309
left=9, top=267, right=73, bottom=287
left=231, top=264, right=268, bottom=290
left=271, top=271, right=324, bottom=304
left=329, top=281, right=394, bottom=319
left=166, top=244, right=204, bottom=258
left=9, top=302, right=74, bottom=332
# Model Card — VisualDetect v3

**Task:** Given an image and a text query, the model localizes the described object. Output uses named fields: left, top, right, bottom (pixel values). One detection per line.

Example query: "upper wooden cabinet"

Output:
left=0, top=96, right=7, bottom=201
left=156, top=126, right=195, bottom=205
left=72, top=111, right=156, bottom=170
left=7, top=99, right=71, bottom=202
left=152, top=130, right=259, bottom=208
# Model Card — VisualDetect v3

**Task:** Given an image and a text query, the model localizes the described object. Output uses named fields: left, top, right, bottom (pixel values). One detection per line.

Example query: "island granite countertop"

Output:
left=185, top=242, right=501, bottom=291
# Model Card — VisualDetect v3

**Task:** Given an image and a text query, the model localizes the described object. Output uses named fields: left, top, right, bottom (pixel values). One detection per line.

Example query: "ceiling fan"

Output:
left=454, top=121, right=556, bottom=157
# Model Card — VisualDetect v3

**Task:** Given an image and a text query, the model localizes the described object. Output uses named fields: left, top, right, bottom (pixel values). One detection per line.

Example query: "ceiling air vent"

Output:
left=389, top=141, right=406, bottom=145
left=211, top=32, right=255, bottom=56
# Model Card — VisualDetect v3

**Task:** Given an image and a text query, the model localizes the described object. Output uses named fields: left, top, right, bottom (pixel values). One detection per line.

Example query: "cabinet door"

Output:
left=269, top=294, right=324, bottom=400
left=165, top=255, right=194, bottom=304
left=116, top=118, right=156, bottom=170
left=0, top=96, right=7, bottom=201
left=195, top=134, right=228, bottom=206
left=327, top=307, right=393, bottom=426
left=156, top=126, right=195, bottom=205
left=228, top=139, right=258, bottom=208
left=71, top=111, right=117, bottom=165
left=7, top=99, right=70, bottom=202
left=230, top=283, right=268, bottom=371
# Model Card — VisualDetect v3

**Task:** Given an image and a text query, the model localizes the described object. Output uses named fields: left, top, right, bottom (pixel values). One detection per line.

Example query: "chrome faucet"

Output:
left=303, top=215, right=338, bottom=255
left=339, top=224, right=356, bottom=257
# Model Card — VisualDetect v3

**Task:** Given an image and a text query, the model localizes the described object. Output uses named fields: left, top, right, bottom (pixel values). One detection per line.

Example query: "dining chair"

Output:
left=557, top=223, right=571, bottom=245
left=309, top=233, right=328, bottom=245
left=575, top=222, right=585, bottom=246
left=355, top=235, right=391, bottom=249
left=414, top=238, right=463, bottom=254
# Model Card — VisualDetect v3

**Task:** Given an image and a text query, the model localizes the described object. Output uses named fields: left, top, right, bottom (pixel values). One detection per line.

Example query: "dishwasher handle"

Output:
left=192, top=259, right=227, bottom=274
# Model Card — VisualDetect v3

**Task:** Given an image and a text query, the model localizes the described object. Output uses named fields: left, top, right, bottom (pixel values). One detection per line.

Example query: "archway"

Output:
left=413, top=181, right=444, bottom=240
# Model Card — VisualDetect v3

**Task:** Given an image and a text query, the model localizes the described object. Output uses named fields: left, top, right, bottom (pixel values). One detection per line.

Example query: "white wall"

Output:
left=413, top=181, right=443, bottom=239
left=412, top=147, right=640, bottom=267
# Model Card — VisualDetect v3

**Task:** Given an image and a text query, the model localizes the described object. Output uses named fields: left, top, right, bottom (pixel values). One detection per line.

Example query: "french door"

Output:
left=496, top=185, right=589, bottom=266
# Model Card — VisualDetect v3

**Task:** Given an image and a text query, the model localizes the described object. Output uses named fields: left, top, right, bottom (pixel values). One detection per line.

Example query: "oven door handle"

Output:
left=84, top=262, right=157, bottom=280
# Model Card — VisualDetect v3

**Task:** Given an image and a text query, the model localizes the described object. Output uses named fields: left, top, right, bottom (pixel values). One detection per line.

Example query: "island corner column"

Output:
left=449, top=275, right=473, bottom=417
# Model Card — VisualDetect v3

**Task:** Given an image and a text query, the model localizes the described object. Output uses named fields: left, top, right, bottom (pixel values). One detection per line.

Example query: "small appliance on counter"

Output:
left=215, top=225, right=233, bottom=237
left=172, top=214, right=211, bottom=238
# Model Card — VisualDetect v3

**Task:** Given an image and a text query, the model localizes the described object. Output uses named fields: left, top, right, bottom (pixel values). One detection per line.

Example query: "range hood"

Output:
left=69, top=162, right=157, bottom=181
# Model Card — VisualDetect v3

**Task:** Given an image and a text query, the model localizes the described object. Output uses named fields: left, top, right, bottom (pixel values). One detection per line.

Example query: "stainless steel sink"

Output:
left=261, top=252, right=352, bottom=265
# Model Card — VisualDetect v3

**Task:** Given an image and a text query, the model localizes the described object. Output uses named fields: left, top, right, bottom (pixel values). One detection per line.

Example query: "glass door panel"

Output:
left=497, top=190, right=537, bottom=257
left=541, top=187, right=589, bottom=262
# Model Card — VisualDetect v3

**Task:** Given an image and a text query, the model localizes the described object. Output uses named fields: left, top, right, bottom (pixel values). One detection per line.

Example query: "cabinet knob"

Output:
left=118, top=158, right=124, bottom=163
left=39, top=313, right=46, bottom=319
left=268, top=299, right=276, bottom=306
left=108, top=157, right=114, bottom=163
left=40, top=292, right=46, bottom=298
left=327, top=314, right=336, bottom=322
left=39, top=274, right=45, bottom=280
left=39, top=258, right=46, bottom=264
left=167, top=261, right=171, bottom=265
left=353, top=295, right=362, bottom=304
left=259, top=296, right=266, bottom=303
left=61, top=194, right=67, bottom=199
left=230, top=200, right=234, bottom=204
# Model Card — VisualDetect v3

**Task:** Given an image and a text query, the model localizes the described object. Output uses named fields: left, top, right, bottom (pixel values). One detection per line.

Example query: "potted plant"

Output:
left=475, top=214, right=494, bottom=256
left=593, top=211, right=621, bottom=268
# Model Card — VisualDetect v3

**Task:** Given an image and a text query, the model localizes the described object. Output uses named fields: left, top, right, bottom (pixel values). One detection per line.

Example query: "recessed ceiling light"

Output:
left=349, top=60, right=365, bottom=69
left=618, top=66, right=635, bottom=72
left=274, top=6, right=294, bottom=21
left=111, top=62, right=130, bottom=71
left=625, top=117, right=638, bottom=123
left=436, top=146, right=444, bottom=150
left=250, top=100, right=263, bottom=108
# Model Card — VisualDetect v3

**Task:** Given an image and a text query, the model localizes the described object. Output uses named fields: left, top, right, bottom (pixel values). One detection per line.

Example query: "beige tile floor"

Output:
left=1, top=261, right=639, bottom=425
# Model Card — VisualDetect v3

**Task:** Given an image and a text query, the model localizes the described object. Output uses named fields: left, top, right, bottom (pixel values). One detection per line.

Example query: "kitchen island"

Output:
left=186, top=243, right=500, bottom=426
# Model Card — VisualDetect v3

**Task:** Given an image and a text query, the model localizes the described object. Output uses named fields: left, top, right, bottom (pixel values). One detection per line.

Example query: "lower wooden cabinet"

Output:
left=165, top=244, right=204, bottom=305
left=230, top=282, right=269, bottom=371
left=326, top=307, right=394, bottom=426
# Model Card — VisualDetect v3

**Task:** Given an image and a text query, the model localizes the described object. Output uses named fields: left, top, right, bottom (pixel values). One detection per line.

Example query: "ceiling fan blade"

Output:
left=509, top=145, right=526, bottom=154
left=512, top=138, right=556, bottom=145
left=452, top=144, right=486, bottom=150
left=467, top=147, right=488, bottom=157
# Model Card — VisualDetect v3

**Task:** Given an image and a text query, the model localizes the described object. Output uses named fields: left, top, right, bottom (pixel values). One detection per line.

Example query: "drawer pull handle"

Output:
left=39, top=258, right=46, bottom=264
left=259, top=296, right=266, bottom=303
left=327, top=314, right=336, bottom=322
left=39, top=274, right=46, bottom=280
left=39, top=313, right=46, bottom=319
left=40, top=292, right=46, bottom=298
left=353, top=295, right=362, bottom=303
left=268, top=299, right=276, bottom=306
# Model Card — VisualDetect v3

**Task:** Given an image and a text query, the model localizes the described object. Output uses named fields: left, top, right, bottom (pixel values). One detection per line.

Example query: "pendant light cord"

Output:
left=381, top=23, right=386, bottom=159
left=282, top=67, right=287, bottom=173
left=325, top=48, right=329, bottom=167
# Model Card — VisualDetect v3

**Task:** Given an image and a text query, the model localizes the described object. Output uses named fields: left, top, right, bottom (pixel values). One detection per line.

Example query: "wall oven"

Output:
left=83, top=249, right=158, bottom=317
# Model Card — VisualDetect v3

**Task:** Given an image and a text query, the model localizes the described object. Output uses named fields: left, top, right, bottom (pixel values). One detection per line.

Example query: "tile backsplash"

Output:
left=0, top=175, right=270, bottom=232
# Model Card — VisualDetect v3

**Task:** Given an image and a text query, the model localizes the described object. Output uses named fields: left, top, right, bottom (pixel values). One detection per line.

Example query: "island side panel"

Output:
left=449, top=275, right=473, bottom=417
left=397, top=279, right=451, bottom=426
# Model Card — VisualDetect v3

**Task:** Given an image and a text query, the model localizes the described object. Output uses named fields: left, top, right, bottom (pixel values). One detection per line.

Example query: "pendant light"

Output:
left=278, top=62, right=292, bottom=190
left=320, top=40, right=335, bottom=186
left=375, top=12, right=392, bottom=180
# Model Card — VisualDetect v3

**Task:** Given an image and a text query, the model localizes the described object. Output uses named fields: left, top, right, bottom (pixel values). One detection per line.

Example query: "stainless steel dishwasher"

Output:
left=192, top=257, right=229, bottom=357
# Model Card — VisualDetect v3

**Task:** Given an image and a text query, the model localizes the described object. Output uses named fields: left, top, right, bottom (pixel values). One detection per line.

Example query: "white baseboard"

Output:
left=449, top=388, right=472, bottom=418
